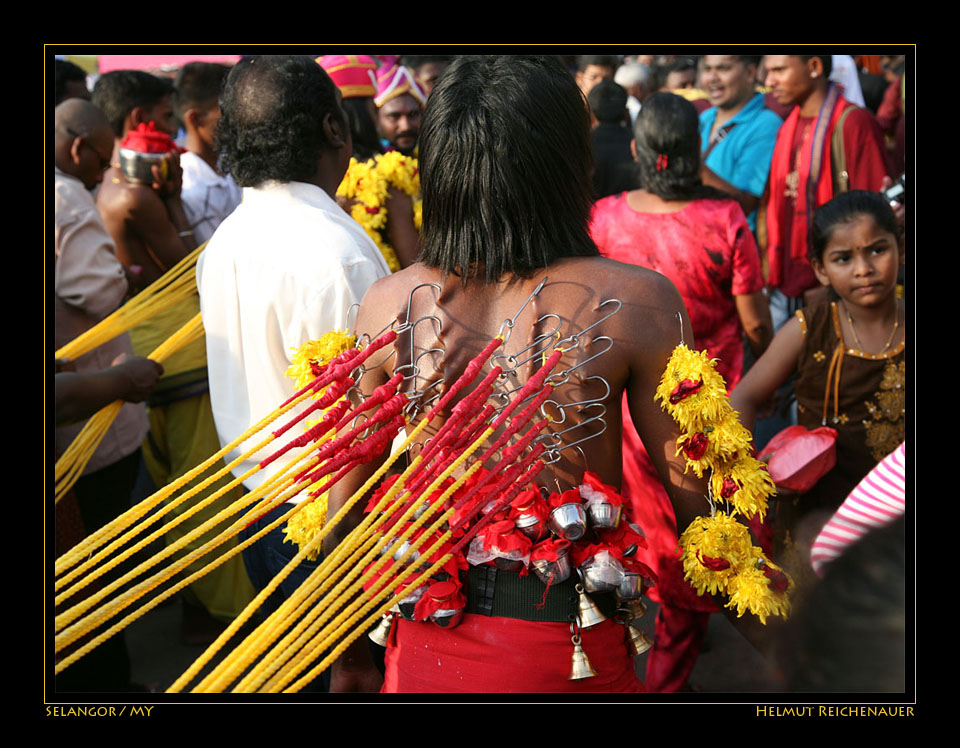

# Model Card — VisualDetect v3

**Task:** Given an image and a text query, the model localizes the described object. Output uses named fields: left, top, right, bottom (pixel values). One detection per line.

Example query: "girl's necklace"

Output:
left=842, top=298, right=900, bottom=353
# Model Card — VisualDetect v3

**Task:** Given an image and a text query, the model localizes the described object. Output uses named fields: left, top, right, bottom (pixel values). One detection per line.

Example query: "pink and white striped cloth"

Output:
left=809, top=442, right=906, bottom=576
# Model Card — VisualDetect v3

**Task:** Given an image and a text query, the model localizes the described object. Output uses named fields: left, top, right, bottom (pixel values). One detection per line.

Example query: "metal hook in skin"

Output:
left=395, top=282, right=442, bottom=335
left=492, top=313, right=563, bottom=376
left=545, top=336, right=615, bottom=388
left=539, top=374, right=612, bottom=424
left=537, top=402, right=608, bottom=464
left=553, top=298, right=622, bottom=353
left=677, top=311, right=685, bottom=347
left=496, top=276, right=548, bottom=345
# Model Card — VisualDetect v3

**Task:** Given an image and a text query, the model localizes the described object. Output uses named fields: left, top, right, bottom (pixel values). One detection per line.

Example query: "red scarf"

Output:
left=763, top=85, right=851, bottom=288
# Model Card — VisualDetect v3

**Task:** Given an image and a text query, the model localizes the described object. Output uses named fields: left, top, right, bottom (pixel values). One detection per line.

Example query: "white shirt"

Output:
left=180, top=151, right=243, bottom=246
left=830, top=55, right=866, bottom=108
left=197, top=180, right=391, bottom=495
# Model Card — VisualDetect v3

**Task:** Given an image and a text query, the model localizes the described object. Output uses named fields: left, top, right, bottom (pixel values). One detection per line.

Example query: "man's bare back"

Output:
left=328, top=256, right=709, bottom=544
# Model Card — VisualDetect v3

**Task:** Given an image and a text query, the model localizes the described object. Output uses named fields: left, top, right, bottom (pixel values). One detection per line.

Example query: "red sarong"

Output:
left=383, top=615, right=644, bottom=693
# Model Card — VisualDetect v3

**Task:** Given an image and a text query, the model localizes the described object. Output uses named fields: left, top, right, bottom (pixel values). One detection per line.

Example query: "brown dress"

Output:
left=794, top=301, right=906, bottom=513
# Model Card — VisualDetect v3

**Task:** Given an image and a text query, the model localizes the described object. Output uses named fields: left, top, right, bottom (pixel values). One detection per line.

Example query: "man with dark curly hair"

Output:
left=196, top=57, right=391, bottom=657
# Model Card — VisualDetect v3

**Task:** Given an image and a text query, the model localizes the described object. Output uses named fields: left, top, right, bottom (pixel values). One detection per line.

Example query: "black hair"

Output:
left=91, top=70, right=175, bottom=137
left=216, top=55, right=344, bottom=188
left=576, top=55, right=620, bottom=74
left=799, top=53, right=833, bottom=79
left=341, top=97, right=383, bottom=162
left=401, top=55, right=454, bottom=72
left=587, top=80, right=628, bottom=124
left=809, top=190, right=899, bottom=264
left=54, top=60, right=88, bottom=106
left=737, top=55, right=762, bottom=68
left=174, top=61, right=231, bottom=126
left=778, top=517, right=905, bottom=692
left=633, top=92, right=729, bottom=202
left=419, top=55, right=598, bottom=284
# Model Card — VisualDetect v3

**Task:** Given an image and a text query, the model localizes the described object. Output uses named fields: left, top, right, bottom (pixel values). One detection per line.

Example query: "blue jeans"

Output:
left=239, top=500, right=329, bottom=692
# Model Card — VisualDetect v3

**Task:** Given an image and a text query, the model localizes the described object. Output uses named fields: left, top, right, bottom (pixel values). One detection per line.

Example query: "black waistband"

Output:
left=463, top=565, right=617, bottom=623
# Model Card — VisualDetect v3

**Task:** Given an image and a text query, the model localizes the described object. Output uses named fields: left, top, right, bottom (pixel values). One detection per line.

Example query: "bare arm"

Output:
left=384, top=188, right=421, bottom=269
left=735, top=290, right=774, bottom=358
left=55, top=355, right=163, bottom=426
left=323, top=277, right=399, bottom=693
left=730, top=315, right=804, bottom=435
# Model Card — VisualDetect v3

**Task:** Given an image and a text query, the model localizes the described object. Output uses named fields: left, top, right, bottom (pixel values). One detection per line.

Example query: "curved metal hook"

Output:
left=553, top=298, right=622, bottom=352
left=545, top=336, right=615, bottom=387
left=539, top=374, right=611, bottom=425
left=535, top=402, right=607, bottom=451
left=395, top=282, right=442, bottom=334
left=492, top=314, right=563, bottom=376
left=496, top=276, right=548, bottom=345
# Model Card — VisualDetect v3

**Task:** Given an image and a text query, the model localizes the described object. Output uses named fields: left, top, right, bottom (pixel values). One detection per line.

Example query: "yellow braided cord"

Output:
left=53, top=313, right=206, bottom=503
left=54, top=445, right=320, bottom=642
left=284, top=546, right=453, bottom=693
left=53, top=474, right=316, bottom=676
left=55, top=372, right=321, bottom=576
left=186, top=415, right=433, bottom=693
left=55, top=243, right=204, bottom=361
left=263, top=448, right=487, bottom=692
left=53, top=402, right=123, bottom=503
left=235, top=462, right=472, bottom=693
left=54, top=427, right=334, bottom=604
left=211, top=428, right=489, bottom=693
left=261, top=507, right=459, bottom=693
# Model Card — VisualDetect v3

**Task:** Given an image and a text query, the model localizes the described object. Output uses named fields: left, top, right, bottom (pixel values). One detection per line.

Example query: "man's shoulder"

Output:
left=97, top=172, right=160, bottom=217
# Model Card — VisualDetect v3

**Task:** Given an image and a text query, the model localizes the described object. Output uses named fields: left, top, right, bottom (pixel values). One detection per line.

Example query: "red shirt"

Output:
left=590, top=194, right=764, bottom=386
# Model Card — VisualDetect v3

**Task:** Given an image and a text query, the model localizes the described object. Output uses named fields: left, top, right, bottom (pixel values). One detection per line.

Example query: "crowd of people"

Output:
left=52, top=51, right=909, bottom=695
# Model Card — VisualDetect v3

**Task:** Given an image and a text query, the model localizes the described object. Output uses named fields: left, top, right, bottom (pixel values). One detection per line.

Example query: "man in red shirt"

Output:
left=759, top=53, right=890, bottom=329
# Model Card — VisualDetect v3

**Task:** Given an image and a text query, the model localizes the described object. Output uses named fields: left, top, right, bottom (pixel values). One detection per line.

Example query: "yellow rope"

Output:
left=55, top=244, right=205, bottom=362
left=55, top=360, right=321, bottom=576
left=53, top=312, right=205, bottom=504
left=184, top=416, right=433, bottom=693
left=213, top=427, right=490, bottom=693
left=55, top=444, right=320, bottom=642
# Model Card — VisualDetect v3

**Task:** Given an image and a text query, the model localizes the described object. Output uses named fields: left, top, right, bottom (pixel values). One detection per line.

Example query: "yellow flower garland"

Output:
left=336, top=152, right=422, bottom=273
left=658, top=344, right=790, bottom=622
left=282, top=331, right=359, bottom=553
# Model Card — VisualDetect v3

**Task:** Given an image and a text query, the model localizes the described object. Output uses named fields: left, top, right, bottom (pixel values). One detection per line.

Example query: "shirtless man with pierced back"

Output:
left=325, top=56, right=741, bottom=694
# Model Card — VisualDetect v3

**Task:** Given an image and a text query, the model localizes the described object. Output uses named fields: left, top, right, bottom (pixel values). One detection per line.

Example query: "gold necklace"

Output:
left=842, top=299, right=900, bottom=353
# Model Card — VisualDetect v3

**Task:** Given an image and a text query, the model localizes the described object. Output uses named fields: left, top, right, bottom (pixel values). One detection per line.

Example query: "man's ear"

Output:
left=807, top=56, right=825, bottom=80
left=322, top=111, right=347, bottom=149
left=185, top=108, right=200, bottom=130
left=630, top=138, right=637, bottom=162
left=125, top=107, right=147, bottom=134
left=69, top=136, right=84, bottom=166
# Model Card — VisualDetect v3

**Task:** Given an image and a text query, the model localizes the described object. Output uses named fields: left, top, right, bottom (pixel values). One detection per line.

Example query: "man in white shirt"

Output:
left=174, top=62, right=242, bottom=245
left=197, top=56, right=390, bottom=650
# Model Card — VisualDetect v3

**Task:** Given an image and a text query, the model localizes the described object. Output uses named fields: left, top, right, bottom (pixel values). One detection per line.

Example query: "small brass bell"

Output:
left=576, top=582, right=607, bottom=629
left=368, top=613, right=394, bottom=647
left=569, top=634, right=597, bottom=680
left=625, top=624, right=654, bottom=656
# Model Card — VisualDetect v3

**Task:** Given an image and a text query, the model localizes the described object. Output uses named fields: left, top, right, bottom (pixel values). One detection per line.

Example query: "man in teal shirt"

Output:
left=698, top=55, right=783, bottom=233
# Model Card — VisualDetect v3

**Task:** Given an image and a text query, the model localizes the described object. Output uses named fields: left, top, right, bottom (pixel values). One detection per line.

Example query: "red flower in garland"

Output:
left=759, top=561, right=790, bottom=592
left=720, top=477, right=740, bottom=499
left=697, top=552, right=731, bottom=571
left=682, top=432, right=709, bottom=460
left=669, top=378, right=703, bottom=404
